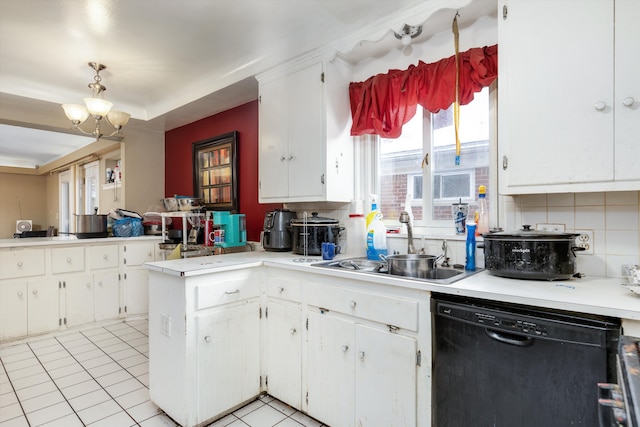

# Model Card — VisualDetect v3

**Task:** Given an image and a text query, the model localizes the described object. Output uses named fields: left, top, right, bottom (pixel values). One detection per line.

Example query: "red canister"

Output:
left=204, top=219, right=215, bottom=246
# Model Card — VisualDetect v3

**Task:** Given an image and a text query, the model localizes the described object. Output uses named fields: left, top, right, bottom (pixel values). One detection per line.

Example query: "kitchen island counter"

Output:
left=145, top=251, right=640, bottom=321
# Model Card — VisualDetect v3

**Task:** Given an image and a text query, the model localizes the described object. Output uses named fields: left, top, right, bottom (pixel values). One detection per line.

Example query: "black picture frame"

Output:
left=192, top=131, right=238, bottom=212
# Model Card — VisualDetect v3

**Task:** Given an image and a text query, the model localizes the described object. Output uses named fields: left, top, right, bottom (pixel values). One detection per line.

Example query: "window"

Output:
left=379, top=85, right=493, bottom=228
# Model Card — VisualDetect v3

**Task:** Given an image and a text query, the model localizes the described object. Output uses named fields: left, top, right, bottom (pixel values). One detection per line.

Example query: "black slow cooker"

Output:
left=482, top=225, right=585, bottom=280
left=290, top=212, right=343, bottom=256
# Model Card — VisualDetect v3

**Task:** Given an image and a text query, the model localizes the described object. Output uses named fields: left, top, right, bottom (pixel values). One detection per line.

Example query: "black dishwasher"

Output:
left=431, top=293, right=620, bottom=427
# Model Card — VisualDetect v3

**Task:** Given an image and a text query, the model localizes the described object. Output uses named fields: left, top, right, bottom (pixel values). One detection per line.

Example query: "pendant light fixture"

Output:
left=62, top=62, right=130, bottom=140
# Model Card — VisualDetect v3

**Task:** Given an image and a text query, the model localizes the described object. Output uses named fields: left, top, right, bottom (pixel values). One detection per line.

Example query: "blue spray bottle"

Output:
left=465, top=222, right=476, bottom=271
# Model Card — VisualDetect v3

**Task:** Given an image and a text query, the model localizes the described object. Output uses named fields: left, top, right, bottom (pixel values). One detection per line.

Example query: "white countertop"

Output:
left=144, top=251, right=640, bottom=320
left=0, top=235, right=162, bottom=248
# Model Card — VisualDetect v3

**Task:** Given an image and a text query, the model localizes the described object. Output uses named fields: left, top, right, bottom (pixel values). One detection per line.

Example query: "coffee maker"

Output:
left=212, top=211, right=247, bottom=248
left=262, top=209, right=297, bottom=251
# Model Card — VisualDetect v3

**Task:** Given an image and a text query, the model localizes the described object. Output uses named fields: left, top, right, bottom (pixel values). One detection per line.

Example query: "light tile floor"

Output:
left=0, top=320, right=328, bottom=427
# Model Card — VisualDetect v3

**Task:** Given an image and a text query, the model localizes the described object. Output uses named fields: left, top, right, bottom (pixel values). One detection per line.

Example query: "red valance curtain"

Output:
left=349, top=44, right=498, bottom=138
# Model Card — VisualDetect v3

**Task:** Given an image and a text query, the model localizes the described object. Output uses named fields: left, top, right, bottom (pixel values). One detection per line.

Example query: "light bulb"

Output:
left=401, top=34, right=412, bottom=47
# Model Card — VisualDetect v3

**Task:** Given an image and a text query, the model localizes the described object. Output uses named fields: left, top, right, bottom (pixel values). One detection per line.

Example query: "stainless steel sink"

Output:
left=311, top=257, right=480, bottom=285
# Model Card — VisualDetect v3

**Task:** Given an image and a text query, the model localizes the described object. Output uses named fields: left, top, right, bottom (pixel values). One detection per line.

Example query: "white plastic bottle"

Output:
left=475, top=185, right=489, bottom=236
left=346, top=212, right=366, bottom=258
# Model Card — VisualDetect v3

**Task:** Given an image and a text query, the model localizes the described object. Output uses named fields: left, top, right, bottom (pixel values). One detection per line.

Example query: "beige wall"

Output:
left=0, top=172, right=48, bottom=238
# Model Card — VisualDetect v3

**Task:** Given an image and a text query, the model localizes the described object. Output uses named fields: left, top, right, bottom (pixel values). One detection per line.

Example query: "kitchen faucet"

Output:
left=399, top=211, right=416, bottom=254
left=441, top=240, right=450, bottom=267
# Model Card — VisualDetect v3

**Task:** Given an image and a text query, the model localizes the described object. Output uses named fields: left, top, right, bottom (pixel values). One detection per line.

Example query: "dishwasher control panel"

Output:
left=436, top=301, right=607, bottom=346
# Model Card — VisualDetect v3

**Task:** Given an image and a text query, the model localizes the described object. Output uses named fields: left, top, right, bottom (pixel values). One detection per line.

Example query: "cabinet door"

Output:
left=355, top=324, right=417, bottom=427
left=27, top=278, right=59, bottom=335
left=0, top=281, right=28, bottom=340
left=124, top=268, right=149, bottom=316
left=196, top=301, right=261, bottom=424
left=94, top=271, right=119, bottom=321
left=265, top=300, right=302, bottom=408
left=614, top=0, right=640, bottom=181
left=306, top=311, right=355, bottom=427
left=65, top=274, right=95, bottom=327
left=122, top=243, right=155, bottom=266
left=499, top=0, right=614, bottom=190
left=287, top=62, right=324, bottom=199
left=259, top=76, right=289, bottom=199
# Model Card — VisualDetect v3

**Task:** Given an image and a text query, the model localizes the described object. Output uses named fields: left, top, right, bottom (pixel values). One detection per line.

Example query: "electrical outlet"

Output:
left=574, top=230, right=594, bottom=255
left=160, top=313, right=172, bottom=337
left=536, top=223, right=565, bottom=232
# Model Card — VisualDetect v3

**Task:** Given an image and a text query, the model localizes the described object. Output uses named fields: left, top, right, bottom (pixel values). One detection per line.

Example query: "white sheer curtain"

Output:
left=352, top=134, right=380, bottom=212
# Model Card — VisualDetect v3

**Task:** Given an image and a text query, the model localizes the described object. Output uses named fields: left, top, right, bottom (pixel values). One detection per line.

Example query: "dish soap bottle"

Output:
left=475, top=185, right=489, bottom=236
left=366, top=195, right=387, bottom=260
left=465, top=222, right=476, bottom=271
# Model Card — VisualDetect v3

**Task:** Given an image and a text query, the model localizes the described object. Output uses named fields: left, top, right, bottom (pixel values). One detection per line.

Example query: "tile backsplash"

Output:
left=502, top=191, right=640, bottom=278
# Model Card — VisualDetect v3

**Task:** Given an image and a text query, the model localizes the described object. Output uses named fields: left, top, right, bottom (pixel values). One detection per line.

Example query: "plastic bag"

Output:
left=113, top=217, right=143, bottom=237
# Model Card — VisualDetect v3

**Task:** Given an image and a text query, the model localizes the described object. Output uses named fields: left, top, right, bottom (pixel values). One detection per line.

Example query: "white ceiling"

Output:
left=0, top=0, right=487, bottom=169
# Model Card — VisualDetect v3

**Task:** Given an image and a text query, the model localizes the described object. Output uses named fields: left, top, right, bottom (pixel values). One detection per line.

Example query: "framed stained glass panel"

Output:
left=192, top=131, right=238, bottom=212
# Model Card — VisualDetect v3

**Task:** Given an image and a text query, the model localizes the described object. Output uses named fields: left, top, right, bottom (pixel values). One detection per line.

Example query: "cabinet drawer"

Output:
left=51, top=247, right=85, bottom=274
left=196, top=279, right=261, bottom=310
left=306, top=283, right=418, bottom=332
left=89, top=244, right=119, bottom=270
left=265, top=275, right=302, bottom=303
left=0, top=248, right=45, bottom=279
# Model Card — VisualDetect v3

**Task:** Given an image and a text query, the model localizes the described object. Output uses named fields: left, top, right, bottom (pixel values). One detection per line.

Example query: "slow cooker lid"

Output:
left=291, top=212, right=338, bottom=225
left=484, top=224, right=579, bottom=239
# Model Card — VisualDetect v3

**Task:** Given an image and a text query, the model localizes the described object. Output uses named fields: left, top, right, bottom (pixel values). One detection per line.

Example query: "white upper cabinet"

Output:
left=258, top=59, right=354, bottom=203
left=498, top=0, right=640, bottom=194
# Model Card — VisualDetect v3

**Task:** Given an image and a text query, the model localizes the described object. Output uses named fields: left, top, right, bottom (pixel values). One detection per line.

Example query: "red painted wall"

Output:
left=164, top=101, right=281, bottom=241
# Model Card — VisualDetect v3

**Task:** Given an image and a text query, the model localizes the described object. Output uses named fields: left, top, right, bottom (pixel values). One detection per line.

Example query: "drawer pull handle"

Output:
left=623, top=97, right=635, bottom=107
left=290, top=328, right=296, bottom=335
left=103, top=254, right=108, bottom=260
left=32, top=289, right=38, bottom=295
left=341, top=345, right=349, bottom=352
left=224, top=289, right=240, bottom=295
left=358, top=351, right=365, bottom=359
left=204, top=336, right=211, bottom=343
left=17, top=261, right=23, bottom=267
left=278, top=287, right=284, bottom=293
left=97, top=281, right=103, bottom=286
left=17, top=291, right=23, bottom=297
left=67, top=258, right=72, bottom=263
left=349, top=300, right=357, bottom=308
left=594, top=101, right=606, bottom=111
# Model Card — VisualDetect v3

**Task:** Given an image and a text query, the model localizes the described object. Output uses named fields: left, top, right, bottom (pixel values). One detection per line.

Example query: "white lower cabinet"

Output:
left=94, top=271, right=120, bottom=321
left=354, top=324, right=417, bottom=426
left=27, top=278, right=60, bottom=336
left=64, top=274, right=95, bottom=326
left=0, top=281, right=28, bottom=340
left=197, top=301, right=261, bottom=423
left=306, top=311, right=355, bottom=427
left=265, top=299, right=302, bottom=407
left=121, top=242, right=155, bottom=316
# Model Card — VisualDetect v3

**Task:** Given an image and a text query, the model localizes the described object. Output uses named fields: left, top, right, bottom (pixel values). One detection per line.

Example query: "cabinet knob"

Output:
left=97, top=281, right=103, bottom=287
left=290, top=328, right=296, bottom=335
left=103, top=254, right=108, bottom=260
left=86, top=283, right=91, bottom=288
left=341, top=345, right=349, bottom=352
left=17, top=291, right=23, bottom=297
left=358, top=351, right=365, bottom=359
left=278, top=287, right=284, bottom=293
left=623, top=97, right=635, bottom=107
left=288, top=155, right=294, bottom=161
left=280, top=155, right=286, bottom=161
left=204, top=336, right=212, bottom=343
left=32, top=289, right=38, bottom=295
left=17, top=261, right=23, bottom=267
left=349, top=300, right=357, bottom=308
left=66, top=257, right=72, bottom=263
left=594, top=101, right=607, bottom=111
